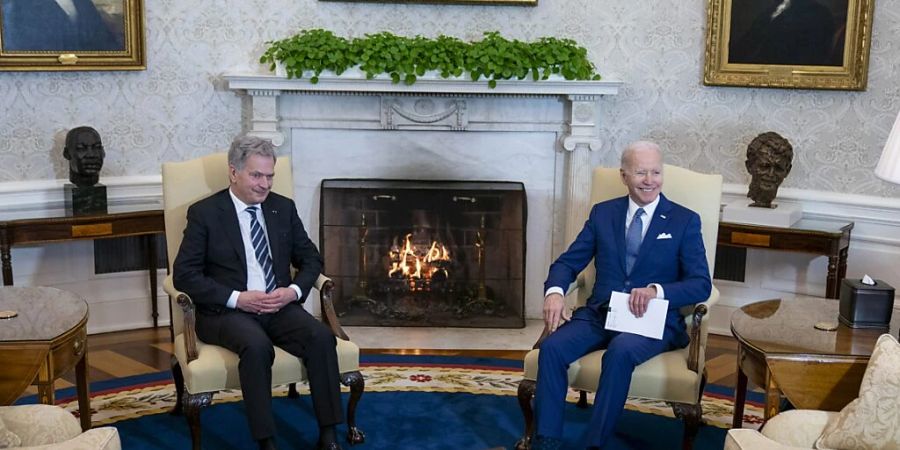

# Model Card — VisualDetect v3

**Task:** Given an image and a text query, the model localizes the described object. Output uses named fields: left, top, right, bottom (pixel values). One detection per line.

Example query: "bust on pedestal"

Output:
left=63, top=126, right=107, bottom=215
left=723, top=131, right=801, bottom=227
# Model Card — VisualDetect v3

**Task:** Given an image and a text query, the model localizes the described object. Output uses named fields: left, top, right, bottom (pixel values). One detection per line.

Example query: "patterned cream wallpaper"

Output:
left=1, top=0, right=899, bottom=197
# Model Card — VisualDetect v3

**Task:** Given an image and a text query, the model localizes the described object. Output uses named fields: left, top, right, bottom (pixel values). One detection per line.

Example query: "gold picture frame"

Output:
left=319, top=0, right=536, bottom=5
left=704, top=0, right=874, bottom=90
left=0, top=0, right=145, bottom=71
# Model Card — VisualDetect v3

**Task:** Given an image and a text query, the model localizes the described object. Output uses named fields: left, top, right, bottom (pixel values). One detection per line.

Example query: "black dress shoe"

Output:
left=316, top=442, right=343, bottom=450
left=258, top=437, right=278, bottom=450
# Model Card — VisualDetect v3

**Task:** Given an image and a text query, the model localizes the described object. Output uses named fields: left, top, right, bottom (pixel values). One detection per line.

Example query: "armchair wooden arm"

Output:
left=315, top=274, right=350, bottom=341
left=163, top=275, right=200, bottom=363
left=176, top=293, right=199, bottom=363
left=686, top=303, right=708, bottom=373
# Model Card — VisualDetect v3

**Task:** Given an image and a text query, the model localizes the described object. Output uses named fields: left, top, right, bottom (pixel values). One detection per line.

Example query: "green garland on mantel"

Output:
left=260, top=29, right=601, bottom=88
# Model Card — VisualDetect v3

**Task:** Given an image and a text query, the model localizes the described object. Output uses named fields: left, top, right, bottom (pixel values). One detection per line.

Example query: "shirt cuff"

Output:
left=544, top=286, right=565, bottom=298
left=226, top=291, right=239, bottom=309
left=648, top=283, right=665, bottom=299
left=289, top=284, right=303, bottom=302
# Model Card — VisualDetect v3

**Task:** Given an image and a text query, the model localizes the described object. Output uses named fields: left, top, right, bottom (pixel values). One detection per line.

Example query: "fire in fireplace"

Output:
left=320, top=179, right=526, bottom=327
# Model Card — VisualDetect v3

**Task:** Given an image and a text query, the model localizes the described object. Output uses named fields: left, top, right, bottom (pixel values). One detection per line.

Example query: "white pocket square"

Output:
left=656, top=233, right=672, bottom=240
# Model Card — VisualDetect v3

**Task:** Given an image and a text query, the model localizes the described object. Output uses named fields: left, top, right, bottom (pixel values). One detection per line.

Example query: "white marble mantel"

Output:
left=224, top=72, right=621, bottom=319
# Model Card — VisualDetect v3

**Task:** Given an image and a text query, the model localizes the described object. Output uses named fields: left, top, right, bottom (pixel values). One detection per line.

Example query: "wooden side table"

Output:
left=718, top=219, right=853, bottom=298
left=730, top=297, right=899, bottom=428
left=0, top=209, right=165, bottom=326
left=0, top=287, right=91, bottom=431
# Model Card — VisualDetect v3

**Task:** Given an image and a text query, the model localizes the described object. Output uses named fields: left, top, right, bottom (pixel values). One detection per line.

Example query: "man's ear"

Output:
left=63, top=147, right=70, bottom=160
left=745, top=159, right=752, bottom=172
left=784, top=162, right=792, bottom=175
left=619, top=168, right=627, bottom=185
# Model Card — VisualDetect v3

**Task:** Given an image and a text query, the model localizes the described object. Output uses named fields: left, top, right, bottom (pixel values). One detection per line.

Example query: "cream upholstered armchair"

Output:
left=0, top=404, right=120, bottom=450
left=161, top=152, right=364, bottom=449
left=516, top=164, right=723, bottom=450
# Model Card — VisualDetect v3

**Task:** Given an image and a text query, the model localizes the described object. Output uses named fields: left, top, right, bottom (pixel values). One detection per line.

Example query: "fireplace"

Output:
left=320, top=179, right=526, bottom=328
left=225, top=73, right=620, bottom=322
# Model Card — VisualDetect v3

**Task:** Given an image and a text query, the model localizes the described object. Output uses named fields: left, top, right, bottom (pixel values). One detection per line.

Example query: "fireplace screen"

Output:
left=320, top=179, right=526, bottom=328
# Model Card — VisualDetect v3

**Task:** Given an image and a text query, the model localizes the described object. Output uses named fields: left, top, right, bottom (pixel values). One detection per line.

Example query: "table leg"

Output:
left=826, top=255, right=839, bottom=299
left=76, top=350, right=91, bottom=431
left=148, top=235, right=159, bottom=328
left=36, top=382, right=54, bottom=405
left=764, top=370, right=781, bottom=421
left=732, top=357, right=748, bottom=428
left=837, top=247, right=849, bottom=289
left=1, top=227, right=13, bottom=286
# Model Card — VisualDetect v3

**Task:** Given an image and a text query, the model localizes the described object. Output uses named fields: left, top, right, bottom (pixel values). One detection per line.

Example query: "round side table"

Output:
left=0, top=286, right=90, bottom=430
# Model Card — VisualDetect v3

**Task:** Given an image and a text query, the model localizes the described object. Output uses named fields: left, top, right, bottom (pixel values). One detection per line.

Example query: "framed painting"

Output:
left=704, top=0, right=874, bottom=90
left=0, top=0, right=145, bottom=71
left=319, top=0, right=537, bottom=5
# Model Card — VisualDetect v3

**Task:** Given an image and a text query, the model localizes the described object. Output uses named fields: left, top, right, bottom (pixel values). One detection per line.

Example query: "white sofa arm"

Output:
left=20, top=427, right=121, bottom=450
left=725, top=410, right=838, bottom=450
left=761, top=410, right=837, bottom=448
left=0, top=405, right=80, bottom=446
left=0, top=404, right=121, bottom=450
left=725, top=429, right=807, bottom=450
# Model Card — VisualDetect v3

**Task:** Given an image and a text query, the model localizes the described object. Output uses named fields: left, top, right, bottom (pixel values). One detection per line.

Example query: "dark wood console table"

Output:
left=0, top=208, right=165, bottom=327
left=718, top=219, right=854, bottom=299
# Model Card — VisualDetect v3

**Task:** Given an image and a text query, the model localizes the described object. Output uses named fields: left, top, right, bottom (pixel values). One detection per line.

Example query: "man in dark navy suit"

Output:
left=173, top=136, right=344, bottom=450
left=1, top=0, right=123, bottom=51
left=533, top=141, right=711, bottom=449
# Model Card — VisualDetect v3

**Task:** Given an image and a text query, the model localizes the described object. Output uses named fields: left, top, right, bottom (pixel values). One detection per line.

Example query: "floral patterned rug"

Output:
left=56, top=356, right=763, bottom=430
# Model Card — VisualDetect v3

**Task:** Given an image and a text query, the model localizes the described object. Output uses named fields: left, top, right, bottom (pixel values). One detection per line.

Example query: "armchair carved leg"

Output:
left=183, top=392, right=214, bottom=450
left=669, top=374, right=705, bottom=450
left=670, top=402, right=702, bottom=450
left=170, top=358, right=185, bottom=416
left=514, top=379, right=536, bottom=450
left=340, top=370, right=366, bottom=445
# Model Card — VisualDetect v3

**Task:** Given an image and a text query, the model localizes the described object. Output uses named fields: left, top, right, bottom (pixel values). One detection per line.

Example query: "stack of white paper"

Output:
left=604, top=291, right=669, bottom=340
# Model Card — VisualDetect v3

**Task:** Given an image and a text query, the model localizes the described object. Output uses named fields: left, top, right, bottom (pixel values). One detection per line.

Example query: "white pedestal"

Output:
left=722, top=199, right=802, bottom=227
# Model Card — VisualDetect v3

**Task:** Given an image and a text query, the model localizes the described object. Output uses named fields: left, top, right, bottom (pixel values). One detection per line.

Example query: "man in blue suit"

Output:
left=533, top=141, right=711, bottom=449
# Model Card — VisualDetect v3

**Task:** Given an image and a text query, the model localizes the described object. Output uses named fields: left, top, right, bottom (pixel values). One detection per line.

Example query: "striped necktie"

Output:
left=625, top=207, right=645, bottom=274
left=246, top=206, right=277, bottom=293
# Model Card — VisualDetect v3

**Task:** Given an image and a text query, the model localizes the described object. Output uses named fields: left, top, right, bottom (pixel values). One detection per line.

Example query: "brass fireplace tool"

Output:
left=351, top=213, right=374, bottom=307
left=475, top=214, right=489, bottom=303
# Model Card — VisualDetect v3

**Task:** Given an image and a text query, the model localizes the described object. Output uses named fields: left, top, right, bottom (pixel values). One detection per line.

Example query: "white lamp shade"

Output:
left=875, top=111, right=900, bottom=185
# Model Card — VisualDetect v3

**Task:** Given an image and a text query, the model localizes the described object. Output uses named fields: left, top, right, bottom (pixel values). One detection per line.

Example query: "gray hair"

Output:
left=227, top=135, right=276, bottom=170
left=620, top=141, right=663, bottom=169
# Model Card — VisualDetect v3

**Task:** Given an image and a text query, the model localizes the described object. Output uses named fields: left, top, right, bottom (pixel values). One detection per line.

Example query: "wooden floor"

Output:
left=26, top=328, right=743, bottom=397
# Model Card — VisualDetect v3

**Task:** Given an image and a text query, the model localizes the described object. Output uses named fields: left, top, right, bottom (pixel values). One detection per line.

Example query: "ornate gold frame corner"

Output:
left=0, top=0, right=146, bottom=72
left=704, top=0, right=874, bottom=91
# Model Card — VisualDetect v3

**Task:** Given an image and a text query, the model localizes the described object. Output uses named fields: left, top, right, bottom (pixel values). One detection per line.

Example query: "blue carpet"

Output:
left=114, top=390, right=728, bottom=450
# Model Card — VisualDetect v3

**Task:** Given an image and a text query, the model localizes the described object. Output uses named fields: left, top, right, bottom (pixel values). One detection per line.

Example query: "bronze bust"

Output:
left=746, top=132, right=793, bottom=208
left=63, top=126, right=105, bottom=187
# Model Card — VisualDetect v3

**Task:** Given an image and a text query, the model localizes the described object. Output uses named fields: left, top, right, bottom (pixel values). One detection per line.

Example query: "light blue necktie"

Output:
left=625, top=207, right=645, bottom=274
left=246, top=206, right=277, bottom=293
